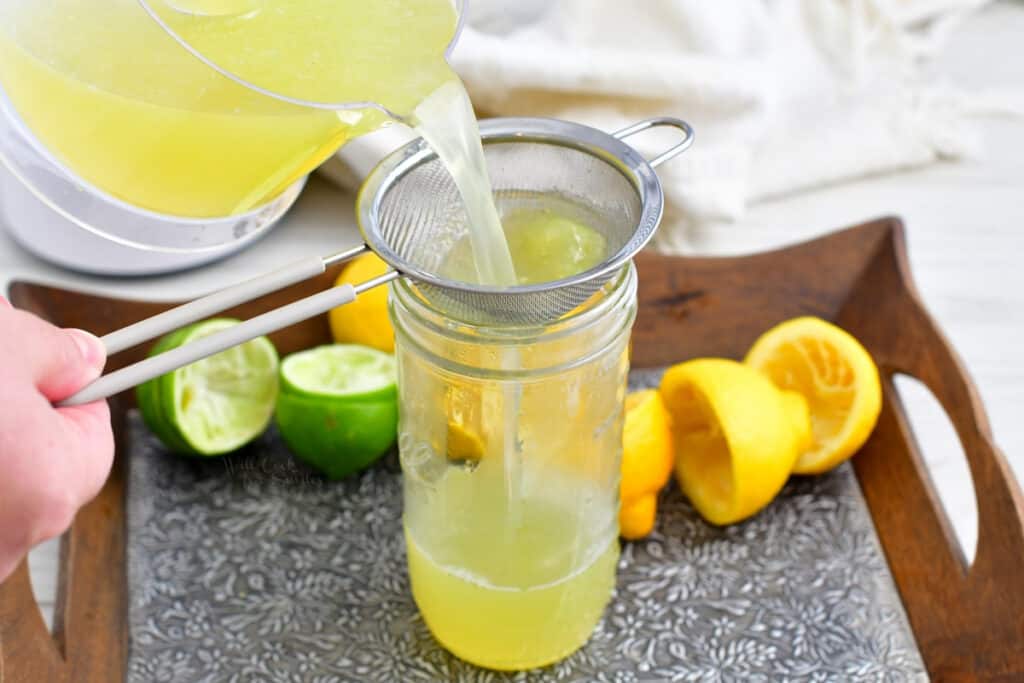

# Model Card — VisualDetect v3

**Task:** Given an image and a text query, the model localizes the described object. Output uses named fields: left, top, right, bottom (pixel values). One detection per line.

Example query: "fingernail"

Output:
left=67, top=329, right=106, bottom=369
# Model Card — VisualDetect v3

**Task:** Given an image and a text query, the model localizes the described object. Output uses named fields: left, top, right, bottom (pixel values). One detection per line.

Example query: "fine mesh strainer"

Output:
left=62, top=116, right=693, bottom=406
left=362, top=117, right=684, bottom=326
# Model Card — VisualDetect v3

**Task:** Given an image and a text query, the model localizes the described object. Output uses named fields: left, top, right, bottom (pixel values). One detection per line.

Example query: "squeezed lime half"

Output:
left=137, top=318, right=280, bottom=455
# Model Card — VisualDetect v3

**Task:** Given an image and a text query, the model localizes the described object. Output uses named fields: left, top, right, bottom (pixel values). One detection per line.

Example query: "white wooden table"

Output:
left=3, top=2, right=1022, bottom=630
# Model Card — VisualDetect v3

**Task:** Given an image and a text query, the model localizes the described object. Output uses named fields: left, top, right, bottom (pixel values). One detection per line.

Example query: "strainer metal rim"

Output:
left=356, top=116, right=665, bottom=296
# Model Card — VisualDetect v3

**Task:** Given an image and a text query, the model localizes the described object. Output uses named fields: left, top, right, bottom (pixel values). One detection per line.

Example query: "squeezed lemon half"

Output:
left=745, top=316, right=882, bottom=474
left=660, top=359, right=811, bottom=526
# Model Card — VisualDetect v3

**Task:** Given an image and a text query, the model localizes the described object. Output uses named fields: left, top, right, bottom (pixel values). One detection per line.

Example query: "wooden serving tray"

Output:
left=2, top=217, right=1022, bottom=681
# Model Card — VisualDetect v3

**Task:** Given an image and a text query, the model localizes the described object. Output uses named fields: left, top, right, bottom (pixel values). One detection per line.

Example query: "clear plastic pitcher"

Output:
left=0, top=0, right=461, bottom=251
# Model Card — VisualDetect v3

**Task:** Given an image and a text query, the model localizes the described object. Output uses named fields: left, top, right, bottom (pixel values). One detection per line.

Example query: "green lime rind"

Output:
left=275, top=344, right=398, bottom=480
left=136, top=318, right=279, bottom=456
left=275, top=388, right=398, bottom=479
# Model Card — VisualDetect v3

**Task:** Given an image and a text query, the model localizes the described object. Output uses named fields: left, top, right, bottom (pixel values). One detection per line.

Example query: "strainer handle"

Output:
left=613, top=117, right=695, bottom=169
left=57, top=246, right=402, bottom=406
left=98, top=245, right=369, bottom=355
left=57, top=285, right=343, bottom=406
left=58, top=269, right=401, bottom=407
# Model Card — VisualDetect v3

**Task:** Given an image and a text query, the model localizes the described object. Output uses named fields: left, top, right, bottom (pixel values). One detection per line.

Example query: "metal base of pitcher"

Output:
left=1, top=198, right=276, bottom=278
left=0, top=79, right=306, bottom=275
left=0, top=159, right=302, bottom=277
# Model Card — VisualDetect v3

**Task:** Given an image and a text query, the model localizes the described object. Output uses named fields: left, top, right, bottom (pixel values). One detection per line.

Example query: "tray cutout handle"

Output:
left=892, top=373, right=978, bottom=563
left=838, top=222, right=1024, bottom=680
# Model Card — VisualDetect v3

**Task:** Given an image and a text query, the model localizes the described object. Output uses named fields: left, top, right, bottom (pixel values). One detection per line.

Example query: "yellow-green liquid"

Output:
left=441, top=200, right=610, bottom=286
left=407, top=529, right=618, bottom=671
left=403, top=448, right=620, bottom=671
left=0, top=0, right=457, bottom=217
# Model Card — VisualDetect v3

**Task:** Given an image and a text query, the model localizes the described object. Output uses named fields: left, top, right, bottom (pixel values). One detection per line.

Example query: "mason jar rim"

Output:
left=389, top=263, right=637, bottom=380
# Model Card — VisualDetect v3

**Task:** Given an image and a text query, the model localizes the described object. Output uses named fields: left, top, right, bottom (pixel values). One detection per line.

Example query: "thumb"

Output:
left=65, top=329, right=107, bottom=374
left=2, top=308, right=108, bottom=401
left=53, top=329, right=107, bottom=399
left=30, top=325, right=107, bottom=402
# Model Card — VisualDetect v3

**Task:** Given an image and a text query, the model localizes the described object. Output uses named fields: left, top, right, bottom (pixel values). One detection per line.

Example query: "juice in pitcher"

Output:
left=0, top=0, right=459, bottom=217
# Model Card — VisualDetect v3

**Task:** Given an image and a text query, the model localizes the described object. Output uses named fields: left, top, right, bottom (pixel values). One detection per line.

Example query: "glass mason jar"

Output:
left=390, top=263, right=638, bottom=671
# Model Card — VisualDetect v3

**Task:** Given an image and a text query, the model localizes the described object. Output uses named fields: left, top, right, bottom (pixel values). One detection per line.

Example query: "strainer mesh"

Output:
left=371, top=138, right=644, bottom=325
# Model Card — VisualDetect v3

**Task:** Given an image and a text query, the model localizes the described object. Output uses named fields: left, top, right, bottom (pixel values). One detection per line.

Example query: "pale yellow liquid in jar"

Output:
left=0, top=0, right=458, bottom=217
left=403, top=457, right=621, bottom=671
left=406, top=530, right=618, bottom=671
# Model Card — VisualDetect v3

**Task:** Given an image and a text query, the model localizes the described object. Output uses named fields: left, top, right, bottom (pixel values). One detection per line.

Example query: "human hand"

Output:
left=0, top=297, right=113, bottom=582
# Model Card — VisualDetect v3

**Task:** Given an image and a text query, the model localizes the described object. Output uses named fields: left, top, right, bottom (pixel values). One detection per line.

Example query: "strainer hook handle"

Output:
left=613, top=117, right=694, bottom=169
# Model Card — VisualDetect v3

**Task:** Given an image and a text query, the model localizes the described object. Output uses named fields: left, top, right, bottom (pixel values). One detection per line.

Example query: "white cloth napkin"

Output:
left=324, top=0, right=993, bottom=252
